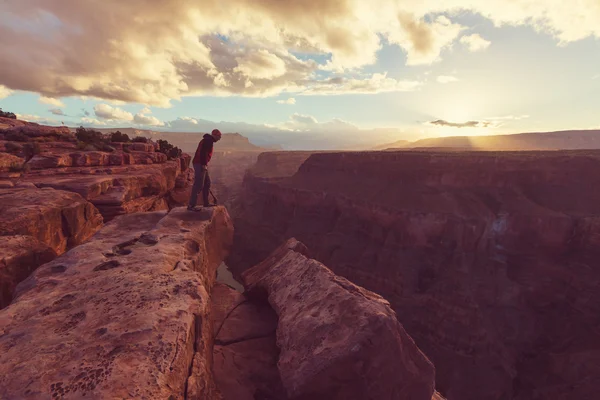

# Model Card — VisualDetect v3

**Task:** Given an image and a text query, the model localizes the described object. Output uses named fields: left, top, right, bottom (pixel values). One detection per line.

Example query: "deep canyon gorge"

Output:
left=1, top=117, right=599, bottom=400
left=228, top=150, right=600, bottom=400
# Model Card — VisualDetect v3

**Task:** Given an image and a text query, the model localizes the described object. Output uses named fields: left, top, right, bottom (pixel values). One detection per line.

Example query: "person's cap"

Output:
left=211, top=129, right=222, bottom=139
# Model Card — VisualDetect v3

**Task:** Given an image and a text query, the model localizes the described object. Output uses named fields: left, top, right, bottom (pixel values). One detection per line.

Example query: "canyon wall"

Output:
left=0, top=119, right=193, bottom=308
left=229, top=150, right=600, bottom=400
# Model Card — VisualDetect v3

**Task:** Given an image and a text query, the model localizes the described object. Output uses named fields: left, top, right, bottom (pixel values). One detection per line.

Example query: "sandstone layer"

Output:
left=229, top=150, right=600, bottom=400
left=0, top=118, right=193, bottom=222
left=0, top=206, right=233, bottom=399
left=242, top=238, right=436, bottom=400
left=0, top=187, right=103, bottom=308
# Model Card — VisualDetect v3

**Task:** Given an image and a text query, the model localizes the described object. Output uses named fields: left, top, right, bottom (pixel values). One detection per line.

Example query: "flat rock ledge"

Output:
left=0, top=206, right=233, bottom=400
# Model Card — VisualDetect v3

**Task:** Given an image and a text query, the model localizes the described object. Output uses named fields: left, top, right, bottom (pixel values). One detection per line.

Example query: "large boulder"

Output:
left=242, top=238, right=436, bottom=400
left=0, top=207, right=234, bottom=399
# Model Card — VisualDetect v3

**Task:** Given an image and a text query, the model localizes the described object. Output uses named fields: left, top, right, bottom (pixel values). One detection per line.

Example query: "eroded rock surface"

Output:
left=230, top=150, right=600, bottom=400
left=0, top=207, right=233, bottom=399
left=0, top=188, right=103, bottom=254
left=0, top=119, right=193, bottom=221
left=0, top=187, right=103, bottom=307
left=242, top=238, right=436, bottom=400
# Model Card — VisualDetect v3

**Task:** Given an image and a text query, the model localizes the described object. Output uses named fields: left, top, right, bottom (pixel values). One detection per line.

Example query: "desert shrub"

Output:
left=4, top=141, right=22, bottom=153
left=75, top=127, right=105, bottom=145
left=5, top=131, right=28, bottom=142
left=132, top=136, right=149, bottom=143
left=76, top=141, right=87, bottom=150
left=157, top=139, right=182, bottom=160
left=110, top=131, right=131, bottom=143
left=0, top=108, right=17, bottom=119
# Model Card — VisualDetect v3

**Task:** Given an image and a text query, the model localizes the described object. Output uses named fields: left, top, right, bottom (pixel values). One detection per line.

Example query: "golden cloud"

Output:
left=0, top=0, right=598, bottom=105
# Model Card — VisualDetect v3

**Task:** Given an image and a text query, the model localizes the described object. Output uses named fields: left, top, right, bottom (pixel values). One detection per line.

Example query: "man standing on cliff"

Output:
left=188, top=129, right=222, bottom=211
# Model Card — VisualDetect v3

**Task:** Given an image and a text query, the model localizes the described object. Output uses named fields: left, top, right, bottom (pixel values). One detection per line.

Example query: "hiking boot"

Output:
left=187, top=205, right=201, bottom=211
left=203, top=204, right=217, bottom=208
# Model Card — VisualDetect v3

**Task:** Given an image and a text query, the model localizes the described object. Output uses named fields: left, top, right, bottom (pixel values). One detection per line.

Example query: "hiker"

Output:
left=188, top=129, right=222, bottom=211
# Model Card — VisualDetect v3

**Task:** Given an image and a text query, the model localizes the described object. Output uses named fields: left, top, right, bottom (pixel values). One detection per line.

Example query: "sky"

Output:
left=0, top=1, right=599, bottom=149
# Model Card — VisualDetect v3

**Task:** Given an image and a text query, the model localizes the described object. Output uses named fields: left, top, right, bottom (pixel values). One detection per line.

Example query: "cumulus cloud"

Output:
left=0, top=85, right=13, bottom=99
left=140, top=107, right=152, bottom=114
left=0, top=1, right=599, bottom=104
left=234, top=50, right=287, bottom=80
left=81, top=117, right=107, bottom=126
left=94, top=104, right=133, bottom=121
left=393, top=14, right=465, bottom=65
left=49, top=108, right=65, bottom=116
left=39, top=96, right=65, bottom=107
left=437, top=75, right=459, bottom=83
left=460, top=34, right=491, bottom=52
left=134, top=113, right=164, bottom=126
left=290, top=113, right=318, bottom=125
left=428, top=119, right=492, bottom=128
left=277, top=98, right=296, bottom=105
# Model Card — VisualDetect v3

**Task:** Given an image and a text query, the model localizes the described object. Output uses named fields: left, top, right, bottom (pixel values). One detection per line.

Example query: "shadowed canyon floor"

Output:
left=228, top=150, right=600, bottom=400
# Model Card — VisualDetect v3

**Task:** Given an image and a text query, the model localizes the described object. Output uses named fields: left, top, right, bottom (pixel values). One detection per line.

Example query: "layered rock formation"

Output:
left=0, top=207, right=234, bottom=399
left=0, top=119, right=193, bottom=307
left=229, top=150, right=600, bottom=400
left=0, top=187, right=103, bottom=308
left=0, top=118, right=193, bottom=222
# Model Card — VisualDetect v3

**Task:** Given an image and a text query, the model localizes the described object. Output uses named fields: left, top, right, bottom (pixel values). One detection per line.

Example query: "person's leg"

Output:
left=202, top=169, right=212, bottom=206
left=188, top=165, right=206, bottom=208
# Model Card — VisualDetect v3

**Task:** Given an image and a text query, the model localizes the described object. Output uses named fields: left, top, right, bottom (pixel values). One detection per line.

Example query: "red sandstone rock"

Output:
left=0, top=187, right=103, bottom=254
left=127, top=142, right=155, bottom=152
left=23, top=160, right=185, bottom=221
left=230, top=150, right=600, bottom=400
left=0, top=207, right=233, bottom=399
left=0, top=152, right=24, bottom=172
left=27, top=153, right=73, bottom=169
left=0, top=187, right=103, bottom=305
left=0, top=235, right=56, bottom=308
left=241, top=238, right=436, bottom=400
left=211, top=283, right=285, bottom=400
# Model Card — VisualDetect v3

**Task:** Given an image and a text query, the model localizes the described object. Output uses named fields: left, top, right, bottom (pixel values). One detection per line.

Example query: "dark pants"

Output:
left=189, top=164, right=211, bottom=207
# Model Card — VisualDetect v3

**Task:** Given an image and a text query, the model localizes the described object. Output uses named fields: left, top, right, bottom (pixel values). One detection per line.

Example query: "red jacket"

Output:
left=192, top=134, right=215, bottom=165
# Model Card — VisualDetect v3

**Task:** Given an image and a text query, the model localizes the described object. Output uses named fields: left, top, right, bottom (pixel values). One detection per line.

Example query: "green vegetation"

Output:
left=132, top=136, right=149, bottom=143
left=0, top=108, right=17, bottom=119
left=110, top=131, right=131, bottom=143
left=157, top=139, right=182, bottom=160
left=75, top=127, right=104, bottom=145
